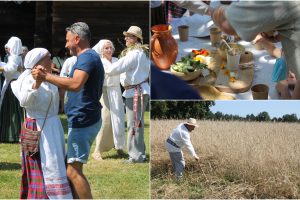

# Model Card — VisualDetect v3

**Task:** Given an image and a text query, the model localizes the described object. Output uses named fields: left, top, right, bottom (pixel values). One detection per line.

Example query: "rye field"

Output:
left=151, top=120, right=300, bottom=199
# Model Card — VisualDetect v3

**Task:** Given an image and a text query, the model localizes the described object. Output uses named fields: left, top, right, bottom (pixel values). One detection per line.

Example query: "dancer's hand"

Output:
left=31, top=65, right=47, bottom=82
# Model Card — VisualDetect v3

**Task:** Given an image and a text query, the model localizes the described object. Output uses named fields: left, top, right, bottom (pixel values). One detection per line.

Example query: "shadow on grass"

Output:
left=104, top=153, right=129, bottom=159
left=0, top=162, right=21, bottom=170
left=103, top=151, right=150, bottom=164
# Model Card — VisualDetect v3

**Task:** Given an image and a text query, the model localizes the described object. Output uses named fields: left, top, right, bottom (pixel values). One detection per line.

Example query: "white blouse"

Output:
left=106, top=48, right=150, bottom=98
left=102, top=57, right=120, bottom=87
left=12, top=74, right=59, bottom=119
left=2, top=55, right=21, bottom=81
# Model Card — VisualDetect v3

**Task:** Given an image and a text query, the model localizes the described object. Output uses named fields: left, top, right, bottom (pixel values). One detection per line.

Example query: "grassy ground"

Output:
left=151, top=120, right=300, bottom=199
left=0, top=112, right=150, bottom=199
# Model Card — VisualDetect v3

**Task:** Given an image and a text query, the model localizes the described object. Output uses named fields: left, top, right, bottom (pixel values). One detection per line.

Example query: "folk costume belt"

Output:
left=124, top=79, right=148, bottom=90
left=167, top=138, right=180, bottom=148
left=129, top=79, right=148, bottom=136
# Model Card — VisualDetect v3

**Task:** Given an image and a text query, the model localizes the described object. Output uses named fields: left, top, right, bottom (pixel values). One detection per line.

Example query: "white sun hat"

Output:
left=186, top=118, right=198, bottom=127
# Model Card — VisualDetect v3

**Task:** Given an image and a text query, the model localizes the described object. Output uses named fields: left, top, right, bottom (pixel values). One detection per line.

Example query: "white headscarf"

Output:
left=24, top=48, right=49, bottom=70
left=5, top=36, right=22, bottom=56
left=92, top=39, right=115, bottom=58
left=11, top=48, right=49, bottom=100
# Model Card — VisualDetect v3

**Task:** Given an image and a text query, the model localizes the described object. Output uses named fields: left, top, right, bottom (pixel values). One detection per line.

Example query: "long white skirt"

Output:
left=95, top=86, right=125, bottom=153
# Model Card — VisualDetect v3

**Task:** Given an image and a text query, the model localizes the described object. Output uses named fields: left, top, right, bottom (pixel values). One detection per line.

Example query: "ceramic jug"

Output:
left=151, top=24, right=178, bottom=70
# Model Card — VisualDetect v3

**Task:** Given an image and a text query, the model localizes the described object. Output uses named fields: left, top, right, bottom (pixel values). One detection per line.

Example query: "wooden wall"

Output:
left=0, top=1, right=35, bottom=59
left=51, top=1, right=149, bottom=56
left=0, top=1, right=149, bottom=58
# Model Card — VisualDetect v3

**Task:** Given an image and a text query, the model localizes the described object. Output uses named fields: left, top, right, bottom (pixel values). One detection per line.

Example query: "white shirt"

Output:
left=102, top=57, right=120, bottom=87
left=106, top=48, right=150, bottom=98
left=60, top=56, right=77, bottom=77
left=166, top=123, right=196, bottom=157
left=174, top=0, right=210, bottom=15
left=226, top=1, right=300, bottom=79
left=2, top=55, right=21, bottom=81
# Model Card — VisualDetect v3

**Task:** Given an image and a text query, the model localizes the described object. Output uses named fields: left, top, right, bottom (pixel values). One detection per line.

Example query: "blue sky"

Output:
left=210, top=101, right=300, bottom=118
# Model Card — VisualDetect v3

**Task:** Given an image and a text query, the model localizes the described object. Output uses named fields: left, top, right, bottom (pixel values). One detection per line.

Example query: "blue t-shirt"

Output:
left=151, top=64, right=201, bottom=100
left=65, top=49, right=104, bottom=128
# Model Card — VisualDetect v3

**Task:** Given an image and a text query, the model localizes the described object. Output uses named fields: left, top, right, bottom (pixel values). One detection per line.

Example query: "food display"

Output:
left=218, top=43, right=245, bottom=60
left=170, top=49, right=208, bottom=81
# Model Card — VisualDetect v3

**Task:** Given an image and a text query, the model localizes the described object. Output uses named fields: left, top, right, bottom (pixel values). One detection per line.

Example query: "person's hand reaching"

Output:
left=253, top=34, right=264, bottom=44
left=194, top=155, right=199, bottom=161
left=261, top=31, right=281, bottom=43
left=211, top=6, right=237, bottom=35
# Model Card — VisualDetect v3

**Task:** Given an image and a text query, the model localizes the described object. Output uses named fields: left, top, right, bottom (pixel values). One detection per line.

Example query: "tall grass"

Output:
left=151, top=120, right=300, bottom=199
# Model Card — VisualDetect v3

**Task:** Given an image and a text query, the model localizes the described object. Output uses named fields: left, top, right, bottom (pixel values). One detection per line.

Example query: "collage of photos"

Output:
left=0, top=0, right=299, bottom=199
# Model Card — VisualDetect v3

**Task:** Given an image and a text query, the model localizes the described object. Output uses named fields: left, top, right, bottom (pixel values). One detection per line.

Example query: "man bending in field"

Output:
left=165, top=118, right=199, bottom=180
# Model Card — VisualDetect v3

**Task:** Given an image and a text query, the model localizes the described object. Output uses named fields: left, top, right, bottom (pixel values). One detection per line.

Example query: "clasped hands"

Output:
left=31, top=65, right=47, bottom=83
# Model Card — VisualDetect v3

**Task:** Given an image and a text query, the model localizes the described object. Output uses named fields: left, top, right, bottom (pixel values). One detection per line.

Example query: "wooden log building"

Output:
left=0, top=1, right=149, bottom=59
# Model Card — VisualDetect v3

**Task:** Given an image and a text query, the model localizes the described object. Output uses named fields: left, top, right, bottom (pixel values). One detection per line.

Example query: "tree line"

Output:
left=151, top=101, right=300, bottom=123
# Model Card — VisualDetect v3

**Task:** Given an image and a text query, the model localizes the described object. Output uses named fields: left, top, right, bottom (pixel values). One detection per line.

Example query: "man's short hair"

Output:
left=66, top=22, right=91, bottom=42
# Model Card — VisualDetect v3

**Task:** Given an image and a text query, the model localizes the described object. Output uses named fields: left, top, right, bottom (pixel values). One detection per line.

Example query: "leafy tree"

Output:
left=205, top=111, right=215, bottom=120
left=150, top=101, right=214, bottom=119
left=214, top=111, right=223, bottom=120
left=282, top=114, right=298, bottom=122
left=256, top=111, right=270, bottom=122
left=151, top=101, right=168, bottom=119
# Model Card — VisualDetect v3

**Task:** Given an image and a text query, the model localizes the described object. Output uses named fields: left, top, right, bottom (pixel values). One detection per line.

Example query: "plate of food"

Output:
left=170, top=51, right=208, bottom=81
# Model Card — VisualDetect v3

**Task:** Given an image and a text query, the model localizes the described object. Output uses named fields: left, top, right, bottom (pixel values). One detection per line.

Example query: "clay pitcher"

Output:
left=151, top=24, right=178, bottom=70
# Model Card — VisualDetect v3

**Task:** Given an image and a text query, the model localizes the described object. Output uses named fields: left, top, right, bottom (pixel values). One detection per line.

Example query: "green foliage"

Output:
left=208, top=110, right=299, bottom=123
left=282, top=114, right=298, bottom=122
left=255, top=111, right=270, bottom=122
left=151, top=101, right=214, bottom=119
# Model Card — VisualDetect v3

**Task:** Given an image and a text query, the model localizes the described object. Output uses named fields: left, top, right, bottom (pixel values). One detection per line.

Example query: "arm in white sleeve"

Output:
left=3, top=56, right=19, bottom=72
left=106, top=51, right=137, bottom=76
left=181, top=131, right=197, bottom=157
left=60, top=61, right=70, bottom=77
left=14, top=76, right=39, bottom=108
left=60, top=56, right=76, bottom=77
left=174, top=0, right=210, bottom=15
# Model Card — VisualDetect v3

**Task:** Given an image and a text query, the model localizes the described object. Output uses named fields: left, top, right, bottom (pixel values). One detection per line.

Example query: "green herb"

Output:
left=171, top=54, right=207, bottom=74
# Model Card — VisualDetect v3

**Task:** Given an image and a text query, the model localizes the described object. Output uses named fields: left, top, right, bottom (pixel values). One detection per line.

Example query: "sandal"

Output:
left=92, top=152, right=103, bottom=161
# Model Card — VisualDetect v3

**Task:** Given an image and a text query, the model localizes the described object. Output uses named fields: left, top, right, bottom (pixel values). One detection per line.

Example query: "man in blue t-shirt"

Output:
left=32, top=22, right=104, bottom=199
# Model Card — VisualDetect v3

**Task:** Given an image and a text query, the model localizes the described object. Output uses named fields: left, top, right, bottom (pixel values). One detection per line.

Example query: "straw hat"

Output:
left=186, top=118, right=198, bottom=127
left=123, top=26, right=143, bottom=40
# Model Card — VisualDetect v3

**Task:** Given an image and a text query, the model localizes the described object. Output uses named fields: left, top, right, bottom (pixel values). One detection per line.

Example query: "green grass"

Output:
left=0, top=112, right=150, bottom=199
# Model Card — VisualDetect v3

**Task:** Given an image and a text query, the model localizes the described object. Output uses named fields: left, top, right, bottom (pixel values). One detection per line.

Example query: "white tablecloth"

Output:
left=170, top=16, right=281, bottom=100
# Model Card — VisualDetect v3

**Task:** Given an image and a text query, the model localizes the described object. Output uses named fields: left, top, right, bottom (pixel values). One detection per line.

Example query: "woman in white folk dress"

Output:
left=11, top=48, right=72, bottom=199
left=92, top=39, right=126, bottom=160
left=0, top=36, right=24, bottom=142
